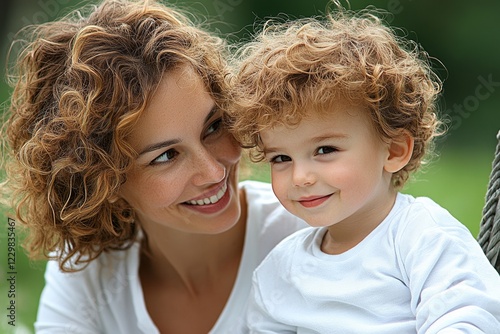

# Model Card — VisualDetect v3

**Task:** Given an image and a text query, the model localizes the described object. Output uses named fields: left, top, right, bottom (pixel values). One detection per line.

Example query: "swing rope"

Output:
left=478, top=130, right=500, bottom=273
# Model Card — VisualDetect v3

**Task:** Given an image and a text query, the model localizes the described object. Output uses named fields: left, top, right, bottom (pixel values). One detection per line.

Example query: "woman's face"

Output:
left=118, top=66, right=242, bottom=235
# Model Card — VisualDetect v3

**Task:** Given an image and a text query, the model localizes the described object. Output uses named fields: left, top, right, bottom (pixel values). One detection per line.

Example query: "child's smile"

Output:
left=297, top=193, right=334, bottom=208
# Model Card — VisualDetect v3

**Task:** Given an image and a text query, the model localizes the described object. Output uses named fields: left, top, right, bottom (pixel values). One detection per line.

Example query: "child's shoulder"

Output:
left=394, top=193, right=473, bottom=248
left=396, top=193, right=463, bottom=229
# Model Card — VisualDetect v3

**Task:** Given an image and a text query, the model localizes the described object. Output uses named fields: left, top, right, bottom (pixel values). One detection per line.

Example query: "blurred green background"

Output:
left=1, top=0, right=499, bottom=332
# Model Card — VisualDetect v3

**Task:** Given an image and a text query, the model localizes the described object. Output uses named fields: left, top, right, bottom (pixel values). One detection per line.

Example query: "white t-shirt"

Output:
left=35, top=180, right=307, bottom=334
left=249, top=193, right=500, bottom=334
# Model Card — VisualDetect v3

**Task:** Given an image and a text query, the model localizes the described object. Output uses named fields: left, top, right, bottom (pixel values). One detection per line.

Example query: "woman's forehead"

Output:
left=127, top=66, right=215, bottom=151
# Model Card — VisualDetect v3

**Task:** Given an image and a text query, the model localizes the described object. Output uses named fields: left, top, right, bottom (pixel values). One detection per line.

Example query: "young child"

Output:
left=229, top=8, right=500, bottom=334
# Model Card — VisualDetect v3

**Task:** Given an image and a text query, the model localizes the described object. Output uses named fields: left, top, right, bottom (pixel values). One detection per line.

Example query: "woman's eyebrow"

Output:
left=138, top=139, right=181, bottom=156
left=138, top=106, right=217, bottom=156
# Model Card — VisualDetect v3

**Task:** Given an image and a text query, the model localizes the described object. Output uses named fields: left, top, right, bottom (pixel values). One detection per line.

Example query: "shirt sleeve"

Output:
left=398, top=209, right=500, bottom=333
left=35, top=260, right=100, bottom=334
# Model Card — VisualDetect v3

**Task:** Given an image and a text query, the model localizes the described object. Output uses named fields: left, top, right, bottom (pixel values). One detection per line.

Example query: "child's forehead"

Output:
left=260, top=104, right=380, bottom=147
left=263, top=102, right=371, bottom=130
left=283, top=98, right=368, bottom=120
left=251, top=95, right=375, bottom=144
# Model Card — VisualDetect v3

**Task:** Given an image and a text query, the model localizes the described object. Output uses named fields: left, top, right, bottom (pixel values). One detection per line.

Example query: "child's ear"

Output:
left=384, top=130, right=414, bottom=173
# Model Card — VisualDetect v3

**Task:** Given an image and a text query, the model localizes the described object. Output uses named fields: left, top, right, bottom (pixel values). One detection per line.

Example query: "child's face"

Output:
left=260, top=101, right=396, bottom=230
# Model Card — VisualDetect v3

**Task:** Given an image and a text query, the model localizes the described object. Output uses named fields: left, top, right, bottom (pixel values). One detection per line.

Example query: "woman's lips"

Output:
left=187, top=182, right=228, bottom=206
left=182, top=181, right=232, bottom=215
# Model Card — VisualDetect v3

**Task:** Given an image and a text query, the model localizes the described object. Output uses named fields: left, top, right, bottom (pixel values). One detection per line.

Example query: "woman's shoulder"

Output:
left=239, top=180, right=274, bottom=202
left=37, top=242, right=143, bottom=332
left=44, top=241, right=141, bottom=289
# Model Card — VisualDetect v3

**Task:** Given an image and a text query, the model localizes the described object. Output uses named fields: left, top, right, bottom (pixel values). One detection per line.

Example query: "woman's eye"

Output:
left=316, top=146, right=338, bottom=155
left=270, top=155, right=291, bottom=164
left=205, top=118, right=223, bottom=138
left=151, top=149, right=178, bottom=165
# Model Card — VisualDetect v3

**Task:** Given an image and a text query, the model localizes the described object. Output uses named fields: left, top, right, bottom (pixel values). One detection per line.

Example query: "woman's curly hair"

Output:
left=228, top=7, right=444, bottom=189
left=0, top=0, right=229, bottom=271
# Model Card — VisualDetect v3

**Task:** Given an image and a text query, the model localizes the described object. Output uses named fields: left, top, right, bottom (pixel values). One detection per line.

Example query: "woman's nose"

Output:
left=191, top=147, right=226, bottom=186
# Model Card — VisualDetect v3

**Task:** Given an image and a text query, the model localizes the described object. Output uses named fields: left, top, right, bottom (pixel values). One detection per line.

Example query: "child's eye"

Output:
left=269, top=155, right=292, bottom=164
left=204, top=117, right=223, bottom=138
left=316, top=146, right=338, bottom=155
left=151, top=149, right=178, bottom=165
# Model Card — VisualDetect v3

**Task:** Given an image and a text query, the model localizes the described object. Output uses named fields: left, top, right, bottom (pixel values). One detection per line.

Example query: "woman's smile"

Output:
left=182, top=180, right=232, bottom=215
left=187, top=180, right=228, bottom=206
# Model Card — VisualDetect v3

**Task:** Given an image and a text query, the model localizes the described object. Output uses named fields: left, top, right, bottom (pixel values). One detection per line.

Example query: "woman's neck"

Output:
left=139, top=189, right=247, bottom=296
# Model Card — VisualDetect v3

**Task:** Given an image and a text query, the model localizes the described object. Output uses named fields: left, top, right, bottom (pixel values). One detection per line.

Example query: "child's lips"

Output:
left=297, top=194, right=332, bottom=208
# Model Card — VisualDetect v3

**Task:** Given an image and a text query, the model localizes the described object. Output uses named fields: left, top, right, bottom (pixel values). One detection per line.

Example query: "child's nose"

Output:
left=292, top=163, right=316, bottom=187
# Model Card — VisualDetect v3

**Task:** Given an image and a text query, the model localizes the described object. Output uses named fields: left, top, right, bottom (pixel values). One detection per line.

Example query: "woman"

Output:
left=0, top=0, right=306, bottom=332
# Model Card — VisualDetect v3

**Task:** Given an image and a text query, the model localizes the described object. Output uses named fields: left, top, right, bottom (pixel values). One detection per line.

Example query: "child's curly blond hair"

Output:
left=228, top=7, right=443, bottom=189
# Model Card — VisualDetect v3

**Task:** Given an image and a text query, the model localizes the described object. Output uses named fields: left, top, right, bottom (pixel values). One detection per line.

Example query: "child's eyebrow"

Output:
left=262, top=146, right=279, bottom=156
left=310, top=133, right=349, bottom=143
left=262, top=133, right=349, bottom=155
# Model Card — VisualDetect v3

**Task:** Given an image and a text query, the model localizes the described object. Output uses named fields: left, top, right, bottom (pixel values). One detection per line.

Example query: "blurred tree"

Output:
left=0, top=0, right=14, bottom=101
left=0, top=0, right=14, bottom=43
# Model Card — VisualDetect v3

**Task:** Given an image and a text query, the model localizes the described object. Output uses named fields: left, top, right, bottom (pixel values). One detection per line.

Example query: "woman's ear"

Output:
left=384, top=130, right=414, bottom=173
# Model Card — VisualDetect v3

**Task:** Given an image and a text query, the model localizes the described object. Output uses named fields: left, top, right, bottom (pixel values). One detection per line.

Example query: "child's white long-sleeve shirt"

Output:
left=248, top=193, right=500, bottom=333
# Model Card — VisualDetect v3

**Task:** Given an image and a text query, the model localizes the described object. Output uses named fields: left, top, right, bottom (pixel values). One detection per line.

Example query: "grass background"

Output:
left=0, top=145, right=497, bottom=333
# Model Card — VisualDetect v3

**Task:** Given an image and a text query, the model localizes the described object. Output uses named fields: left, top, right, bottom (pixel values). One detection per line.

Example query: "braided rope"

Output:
left=478, top=130, right=500, bottom=273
